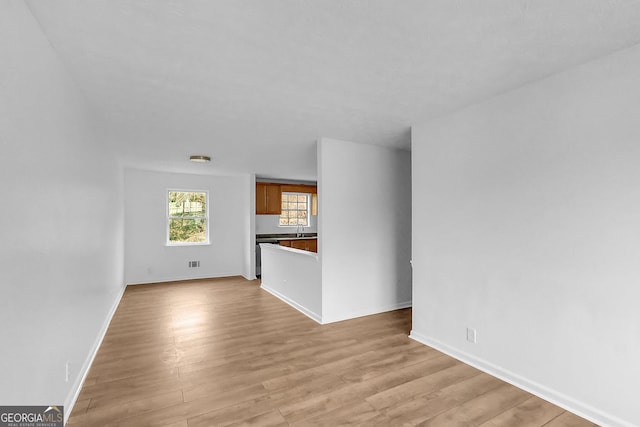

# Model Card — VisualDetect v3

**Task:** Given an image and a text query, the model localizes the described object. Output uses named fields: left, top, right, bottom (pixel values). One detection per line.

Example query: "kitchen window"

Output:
left=279, top=192, right=309, bottom=226
left=167, top=190, right=209, bottom=245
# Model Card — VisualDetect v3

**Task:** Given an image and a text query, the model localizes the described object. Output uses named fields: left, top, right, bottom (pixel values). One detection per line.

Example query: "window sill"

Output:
left=166, top=242, right=211, bottom=247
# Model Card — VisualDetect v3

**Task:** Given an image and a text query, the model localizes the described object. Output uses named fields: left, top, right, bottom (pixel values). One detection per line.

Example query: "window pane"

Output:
left=169, top=218, right=207, bottom=243
left=279, top=192, right=309, bottom=227
left=169, top=191, right=206, bottom=218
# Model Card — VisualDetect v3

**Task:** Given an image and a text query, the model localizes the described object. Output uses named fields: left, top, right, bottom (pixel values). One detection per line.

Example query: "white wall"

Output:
left=0, top=0, right=124, bottom=416
left=246, top=174, right=257, bottom=279
left=255, top=213, right=318, bottom=235
left=411, top=45, right=640, bottom=427
left=124, top=168, right=250, bottom=284
left=318, top=138, right=412, bottom=323
left=260, top=244, right=322, bottom=322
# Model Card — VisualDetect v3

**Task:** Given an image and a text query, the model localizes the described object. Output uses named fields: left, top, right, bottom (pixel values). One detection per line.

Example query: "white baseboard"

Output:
left=63, top=284, right=126, bottom=425
left=322, top=300, right=412, bottom=324
left=408, top=330, right=631, bottom=427
left=241, top=272, right=257, bottom=281
left=127, top=273, right=246, bottom=285
left=260, top=284, right=322, bottom=324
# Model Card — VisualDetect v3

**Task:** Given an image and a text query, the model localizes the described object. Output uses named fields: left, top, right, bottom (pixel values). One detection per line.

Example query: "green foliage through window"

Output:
left=168, top=191, right=208, bottom=243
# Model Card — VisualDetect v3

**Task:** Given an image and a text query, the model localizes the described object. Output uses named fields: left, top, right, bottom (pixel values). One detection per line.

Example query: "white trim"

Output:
left=278, top=192, right=310, bottom=227
left=64, top=284, right=126, bottom=425
left=166, top=189, right=210, bottom=245
left=165, top=241, right=211, bottom=247
left=127, top=273, right=247, bottom=286
left=263, top=242, right=319, bottom=258
left=260, top=284, right=322, bottom=324
left=408, top=330, right=632, bottom=427
left=322, top=301, right=412, bottom=324
left=241, top=272, right=256, bottom=281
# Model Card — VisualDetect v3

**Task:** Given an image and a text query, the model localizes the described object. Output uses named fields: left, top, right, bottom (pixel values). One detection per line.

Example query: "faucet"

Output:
left=296, top=223, right=304, bottom=238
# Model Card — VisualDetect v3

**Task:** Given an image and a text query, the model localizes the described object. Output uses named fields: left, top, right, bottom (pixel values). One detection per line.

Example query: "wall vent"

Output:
left=188, top=260, right=200, bottom=268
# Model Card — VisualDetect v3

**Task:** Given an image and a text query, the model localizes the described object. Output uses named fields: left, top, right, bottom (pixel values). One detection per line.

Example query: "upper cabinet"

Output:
left=256, top=182, right=282, bottom=215
left=311, top=193, right=318, bottom=216
left=280, top=184, right=318, bottom=216
left=256, top=182, right=318, bottom=215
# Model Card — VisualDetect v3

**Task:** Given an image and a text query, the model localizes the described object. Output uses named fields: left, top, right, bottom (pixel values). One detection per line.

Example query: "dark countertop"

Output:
left=256, top=233, right=317, bottom=243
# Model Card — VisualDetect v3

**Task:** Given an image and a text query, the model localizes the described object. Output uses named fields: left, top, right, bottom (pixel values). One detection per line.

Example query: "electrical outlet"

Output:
left=188, top=261, right=200, bottom=268
left=65, top=361, right=69, bottom=382
left=466, top=327, right=477, bottom=344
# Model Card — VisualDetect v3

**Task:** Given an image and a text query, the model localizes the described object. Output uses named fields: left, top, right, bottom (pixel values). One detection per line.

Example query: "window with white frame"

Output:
left=279, top=192, right=309, bottom=226
left=167, top=190, right=209, bottom=244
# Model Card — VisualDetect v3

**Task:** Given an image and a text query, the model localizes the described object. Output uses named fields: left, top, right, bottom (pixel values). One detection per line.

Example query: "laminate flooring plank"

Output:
left=225, top=409, right=289, bottom=427
left=289, top=400, right=382, bottom=426
left=382, top=372, right=505, bottom=426
left=543, top=412, right=600, bottom=427
left=266, top=372, right=349, bottom=407
left=478, top=396, right=565, bottom=427
left=181, top=376, right=269, bottom=403
left=186, top=395, right=275, bottom=427
left=417, top=382, right=532, bottom=426
left=66, top=390, right=183, bottom=426
left=86, top=363, right=180, bottom=386
left=82, top=368, right=180, bottom=404
left=262, top=345, right=450, bottom=394
left=66, top=277, right=600, bottom=427
left=366, top=362, right=482, bottom=411
left=278, top=355, right=460, bottom=423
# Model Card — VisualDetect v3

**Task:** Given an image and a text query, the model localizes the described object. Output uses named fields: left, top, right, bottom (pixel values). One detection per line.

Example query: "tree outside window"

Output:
left=168, top=191, right=209, bottom=244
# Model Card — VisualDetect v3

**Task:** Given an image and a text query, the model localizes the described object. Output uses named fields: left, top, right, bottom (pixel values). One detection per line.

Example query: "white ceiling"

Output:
left=26, top=0, right=640, bottom=180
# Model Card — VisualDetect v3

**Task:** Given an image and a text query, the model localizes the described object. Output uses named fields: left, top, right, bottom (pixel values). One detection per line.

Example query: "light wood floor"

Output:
left=67, top=277, right=597, bottom=426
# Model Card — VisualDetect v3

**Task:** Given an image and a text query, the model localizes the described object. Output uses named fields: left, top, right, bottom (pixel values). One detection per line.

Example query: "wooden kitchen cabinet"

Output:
left=283, top=239, right=317, bottom=253
left=311, top=193, right=318, bottom=216
left=280, top=184, right=318, bottom=216
left=280, top=184, right=316, bottom=194
left=256, top=182, right=282, bottom=215
left=291, top=240, right=307, bottom=251
left=256, top=182, right=317, bottom=216
left=307, top=239, right=317, bottom=252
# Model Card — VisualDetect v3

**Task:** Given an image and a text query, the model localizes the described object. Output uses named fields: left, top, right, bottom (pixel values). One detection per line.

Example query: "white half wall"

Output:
left=411, top=45, right=640, bottom=426
left=260, top=244, right=322, bottom=323
left=0, top=0, right=124, bottom=416
left=124, top=168, right=250, bottom=284
left=318, top=138, right=412, bottom=323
